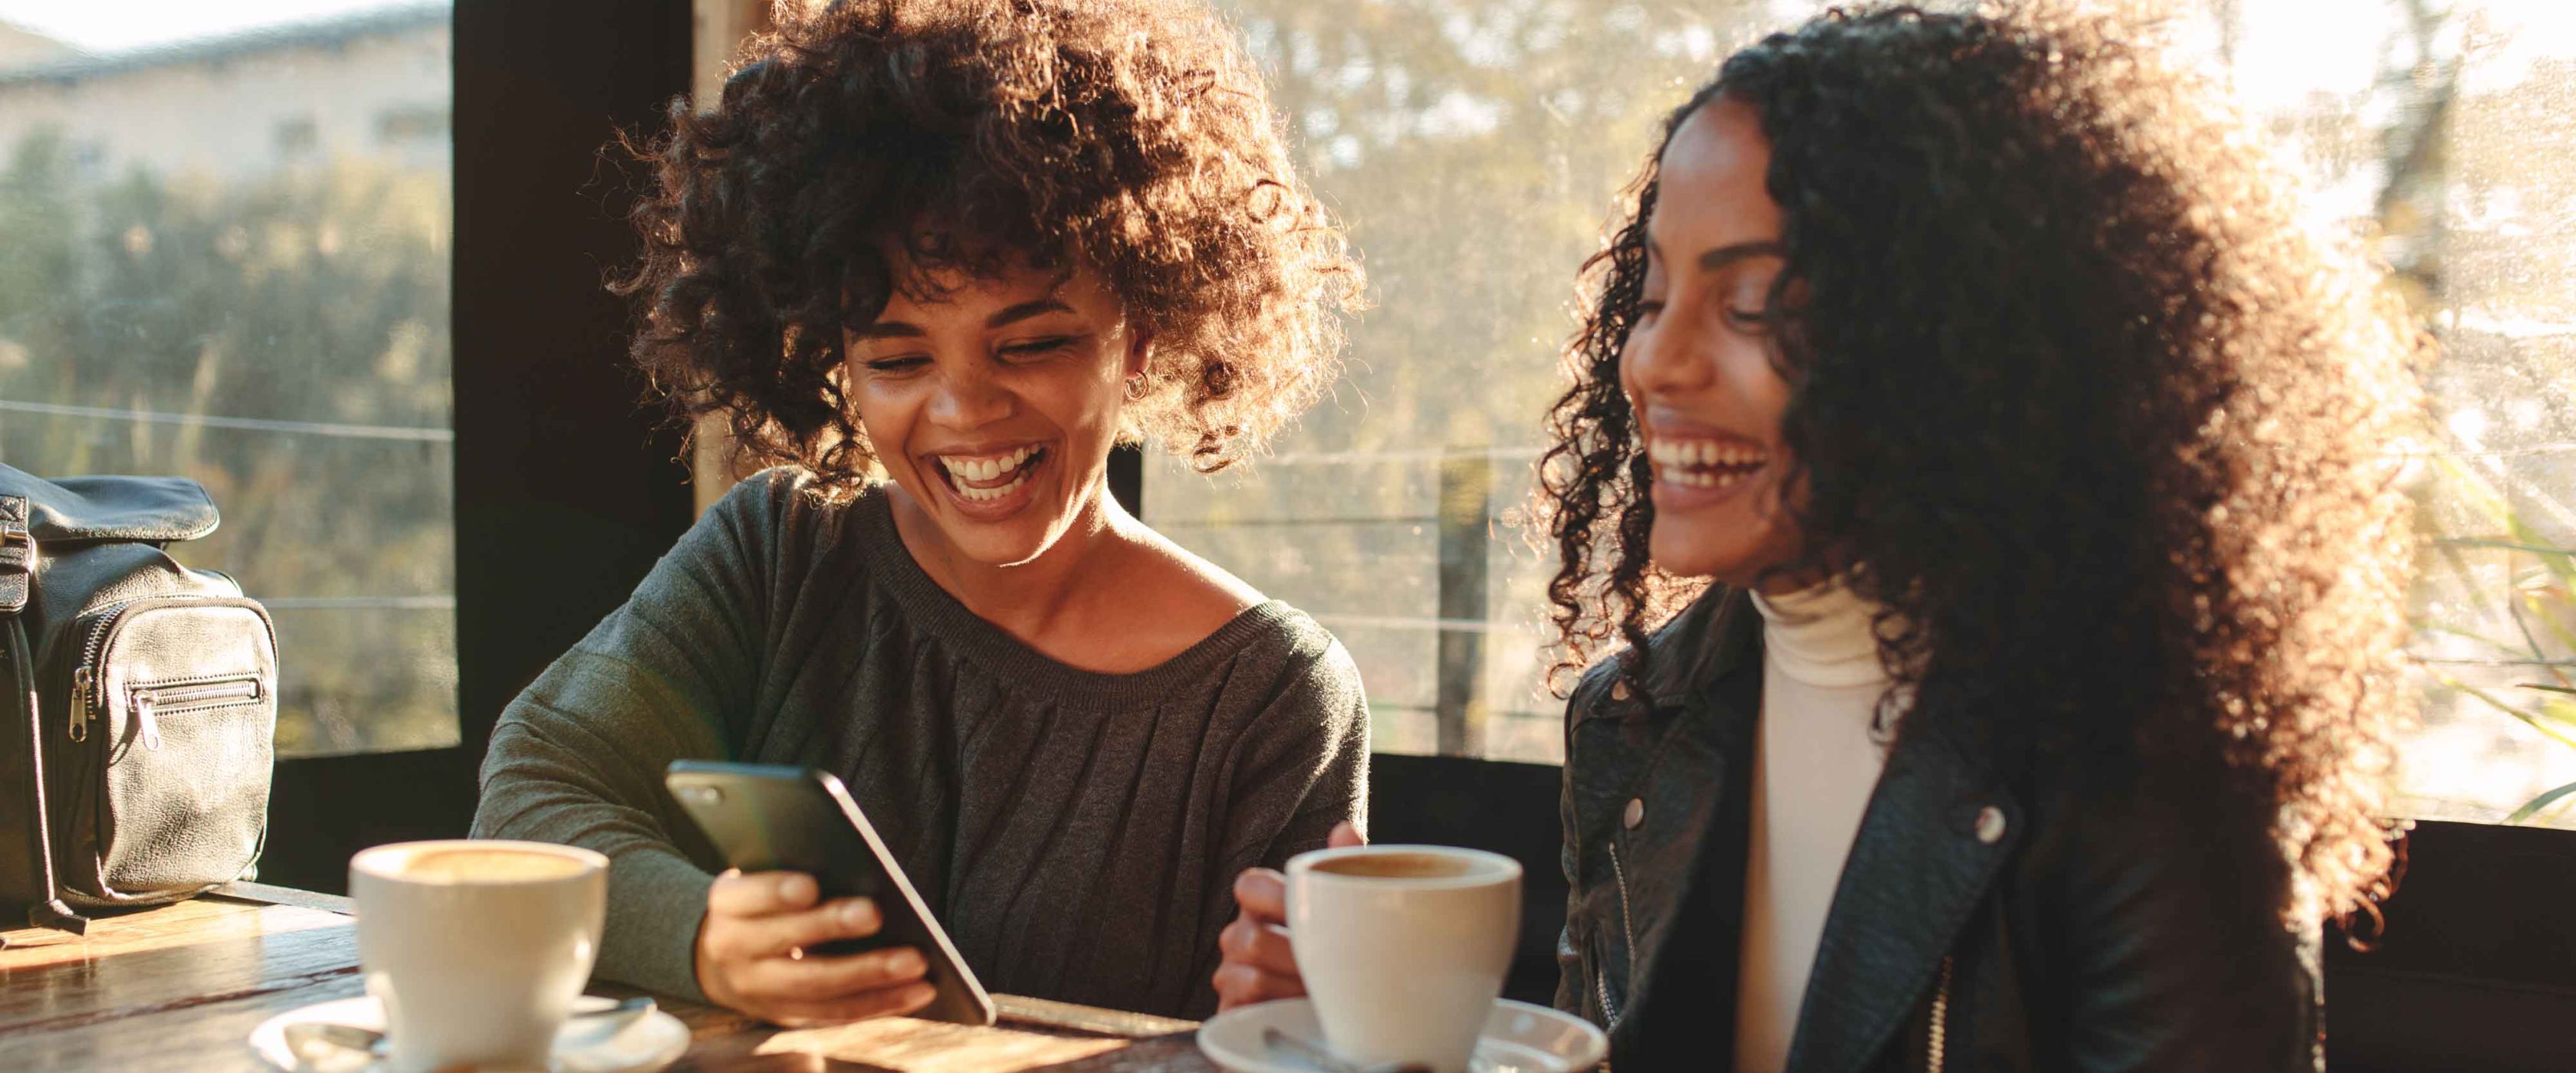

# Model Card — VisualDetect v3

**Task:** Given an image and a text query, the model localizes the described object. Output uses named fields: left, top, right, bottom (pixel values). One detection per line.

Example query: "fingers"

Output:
left=1327, top=821, right=1366, bottom=848
left=1232, top=868, right=1287, bottom=924
left=708, top=871, right=819, bottom=917
left=738, top=944, right=928, bottom=997
left=756, top=980, right=941, bottom=1027
left=1218, top=916, right=1300, bottom=976
left=1211, top=961, right=1306, bottom=1012
left=722, top=897, right=884, bottom=960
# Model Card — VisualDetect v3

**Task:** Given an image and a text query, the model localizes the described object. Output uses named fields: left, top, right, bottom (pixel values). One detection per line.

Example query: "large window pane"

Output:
left=0, top=2, right=455, bottom=756
left=1157, top=1, right=1773, bottom=763
left=1156, top=0, right=2576, bottom=829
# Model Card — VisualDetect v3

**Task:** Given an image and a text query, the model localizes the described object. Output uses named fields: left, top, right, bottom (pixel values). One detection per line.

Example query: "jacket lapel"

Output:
left=1783, top=724, right=2022, bottom=1073
left=1612, top=593, right=1763, bottom=1061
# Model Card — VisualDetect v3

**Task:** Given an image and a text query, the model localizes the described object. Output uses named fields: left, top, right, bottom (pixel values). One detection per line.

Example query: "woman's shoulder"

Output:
left=1104, top=522, right=1303, bottom=655
left=1212, top=600, right=1366, bottom=738
left=1104, top=533, right=1358, bottom=707
left=706, top=466, right=880, bottom=527
left=1563, top=585, right=1754, bottom=720
left=1232, top=600, right=1356, bottom=681
left=696, top=467, right=897, bottom=567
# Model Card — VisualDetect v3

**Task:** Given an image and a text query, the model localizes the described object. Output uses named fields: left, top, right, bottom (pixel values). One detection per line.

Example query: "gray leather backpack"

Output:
left=0, top=464, right=278, bottom=937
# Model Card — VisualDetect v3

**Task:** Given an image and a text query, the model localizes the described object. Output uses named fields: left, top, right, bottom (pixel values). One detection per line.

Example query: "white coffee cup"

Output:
left=350, top=839, right=610, bottom=1073
left=1286, top=844, right=1522, bottom=1073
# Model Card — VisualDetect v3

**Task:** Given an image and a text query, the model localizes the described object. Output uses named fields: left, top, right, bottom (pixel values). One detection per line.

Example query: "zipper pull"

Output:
left=69, top=667, right=91, bottom=743
left=133, top=691, right=162, bottom=752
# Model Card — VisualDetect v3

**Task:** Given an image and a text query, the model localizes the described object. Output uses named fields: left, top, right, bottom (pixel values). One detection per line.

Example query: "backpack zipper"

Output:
left=133, top=677, right=262, bottom=710
left=69, top=665, right=94, bottom=742
left=1927, top=954, right=1955, bottom=1073
left=126, top=677, right=263, bottom=752
left=67, top=597, right=148, bottom=742
left=66, top=596, right=273, bottom=743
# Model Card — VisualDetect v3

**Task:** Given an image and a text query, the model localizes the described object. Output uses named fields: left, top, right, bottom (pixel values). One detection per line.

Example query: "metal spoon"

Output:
left=284, top=996, right=657, bottom=1067
left=1261, top=1026, right=1433, bottom=1073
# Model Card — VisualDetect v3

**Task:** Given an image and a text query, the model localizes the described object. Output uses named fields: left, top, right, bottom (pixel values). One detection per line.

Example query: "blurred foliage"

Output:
left=0, top=129, right=458, bottom=756
left=1165, top=0, right=2576, bottom=815
left=1152, top=0, right=1778, bottom=756
left=2359, top=1, right=2576, bottom=827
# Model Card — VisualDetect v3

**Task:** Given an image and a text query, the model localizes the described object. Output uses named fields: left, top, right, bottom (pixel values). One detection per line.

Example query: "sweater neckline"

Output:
left=851, top=484, right=1300, bottom=702
left=1750, top=579, right=1891, bottom=690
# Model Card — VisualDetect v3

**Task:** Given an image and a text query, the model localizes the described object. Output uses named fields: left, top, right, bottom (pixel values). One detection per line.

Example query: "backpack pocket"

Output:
left=59, top=595, right=277, bottom=906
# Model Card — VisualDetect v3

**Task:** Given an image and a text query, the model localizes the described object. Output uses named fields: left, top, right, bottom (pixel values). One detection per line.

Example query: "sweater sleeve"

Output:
left=470, top=475, right=784, bottom=1001
left=1181, top=635, right=1372, bottom=1016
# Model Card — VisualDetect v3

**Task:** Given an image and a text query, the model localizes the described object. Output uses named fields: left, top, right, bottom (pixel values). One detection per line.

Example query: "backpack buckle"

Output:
left=0, top=495, right=31, bottom=615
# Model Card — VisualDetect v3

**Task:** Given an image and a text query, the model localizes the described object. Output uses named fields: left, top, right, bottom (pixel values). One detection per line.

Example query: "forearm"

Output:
left=475, top=684, right=729, bottom=999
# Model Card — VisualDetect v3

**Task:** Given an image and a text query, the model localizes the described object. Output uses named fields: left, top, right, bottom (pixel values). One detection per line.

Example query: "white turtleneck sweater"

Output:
left=1733, top=582, right=1903, bottom=1073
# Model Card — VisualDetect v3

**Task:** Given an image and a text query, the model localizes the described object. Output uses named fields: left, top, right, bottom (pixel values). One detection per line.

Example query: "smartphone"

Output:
left=663, top=760, right=996, bottom=1026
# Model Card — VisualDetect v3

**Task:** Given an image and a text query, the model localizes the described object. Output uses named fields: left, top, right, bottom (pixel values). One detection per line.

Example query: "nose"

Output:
left=1621, top=311, right=1712, bottom=399
left=928, top=364, right=1014, bottom=430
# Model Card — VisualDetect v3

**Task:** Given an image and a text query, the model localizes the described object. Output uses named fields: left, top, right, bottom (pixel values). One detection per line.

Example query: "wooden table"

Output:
left=0, top=884, right=1218, bottom=1071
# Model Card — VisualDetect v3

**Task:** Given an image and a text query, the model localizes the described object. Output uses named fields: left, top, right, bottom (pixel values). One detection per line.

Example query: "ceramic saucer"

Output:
left=1196, top=996, right=1607, bottom=1073
left=249, top=993, right=689, bottom=1072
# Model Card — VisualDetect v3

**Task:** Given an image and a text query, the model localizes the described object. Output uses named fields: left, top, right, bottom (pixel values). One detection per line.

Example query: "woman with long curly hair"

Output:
left=473, top=0, right=1367, bottom=1023
left=1216, top=4, right=2416, bottom=1068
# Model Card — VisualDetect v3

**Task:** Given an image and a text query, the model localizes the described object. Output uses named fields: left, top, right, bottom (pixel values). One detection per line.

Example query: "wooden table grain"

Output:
left=0, top=885, right=1217, bottom=1072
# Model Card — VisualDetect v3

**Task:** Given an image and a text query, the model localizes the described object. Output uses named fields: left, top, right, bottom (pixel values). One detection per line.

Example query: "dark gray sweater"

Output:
left=472, top=469, right=1370, bottom=1018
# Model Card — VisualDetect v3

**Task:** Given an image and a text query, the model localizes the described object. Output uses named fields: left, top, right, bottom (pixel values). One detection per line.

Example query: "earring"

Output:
left=1125, top=375, right=1146, bottom=401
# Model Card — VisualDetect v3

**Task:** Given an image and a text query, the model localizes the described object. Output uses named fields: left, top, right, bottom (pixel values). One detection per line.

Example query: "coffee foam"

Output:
left=1311, top=852, right=1477, bottom=880
left=396, top=847, right=592, bottom=884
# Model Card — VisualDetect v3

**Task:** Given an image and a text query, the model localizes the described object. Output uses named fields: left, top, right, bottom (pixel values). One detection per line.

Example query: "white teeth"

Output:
left=1664, top=469, right=1747, bottom=491
left=1645, top=435, right=1767, bottom=474
left=1651, top=431, right=1769, bottom=491
left=953, top=465, right=1032, bottom=502
left=937, top=445, right=1040, bottom=487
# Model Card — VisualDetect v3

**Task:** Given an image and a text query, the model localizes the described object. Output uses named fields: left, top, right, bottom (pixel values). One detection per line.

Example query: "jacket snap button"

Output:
left=1623, top=798, right=1644, bottom=830
left=1611, top=681, right=1631, bottom=701
left=1974, top=805, right=2007, bottom=845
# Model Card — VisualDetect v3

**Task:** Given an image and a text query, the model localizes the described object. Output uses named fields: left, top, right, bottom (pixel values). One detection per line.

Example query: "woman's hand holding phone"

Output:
left=695, top=869, right=938, bottom=1025
left=1212, top=822, right=1365, bottom=1011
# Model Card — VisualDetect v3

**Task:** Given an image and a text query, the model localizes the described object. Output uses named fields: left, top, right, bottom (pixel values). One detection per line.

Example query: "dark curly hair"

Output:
left=616, top=0, right=1362, bottom=485
left=1539, top=2, right=2421, bottom=927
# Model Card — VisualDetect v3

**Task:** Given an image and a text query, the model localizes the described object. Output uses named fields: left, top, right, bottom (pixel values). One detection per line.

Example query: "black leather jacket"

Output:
left=1553, top=589, right=2322, bottom=1072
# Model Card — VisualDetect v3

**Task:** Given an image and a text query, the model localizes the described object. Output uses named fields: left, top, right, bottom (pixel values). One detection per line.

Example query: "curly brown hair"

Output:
left=616, top=0, right=1362, bottom=484
left=1539, top=2, right=2421, bottom=927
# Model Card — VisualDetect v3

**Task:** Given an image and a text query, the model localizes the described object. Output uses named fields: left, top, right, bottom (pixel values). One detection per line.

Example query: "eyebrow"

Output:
left=851, top=297, right=1076, bottom=340
left=1699, top=241, right=1788, bottom=271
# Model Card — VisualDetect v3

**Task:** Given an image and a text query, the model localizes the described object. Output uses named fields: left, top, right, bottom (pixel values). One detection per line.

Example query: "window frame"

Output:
left=256, top=0, right=696, bottom=893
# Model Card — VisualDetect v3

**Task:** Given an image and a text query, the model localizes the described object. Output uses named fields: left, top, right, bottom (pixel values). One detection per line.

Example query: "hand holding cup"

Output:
left=1214, top=822, right=1366, bottom=1010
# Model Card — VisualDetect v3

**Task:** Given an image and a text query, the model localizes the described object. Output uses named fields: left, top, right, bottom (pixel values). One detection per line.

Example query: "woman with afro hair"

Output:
left=1217, top=4, right=2417, bottom=1068
left=474, top=0, right=1367, bottom=1023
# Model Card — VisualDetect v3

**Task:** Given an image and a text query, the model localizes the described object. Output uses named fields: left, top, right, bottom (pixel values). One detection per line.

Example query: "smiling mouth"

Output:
left=932, top=444, right=1048, bottom=503
left=1646, top=433, right=1768, bottom=490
